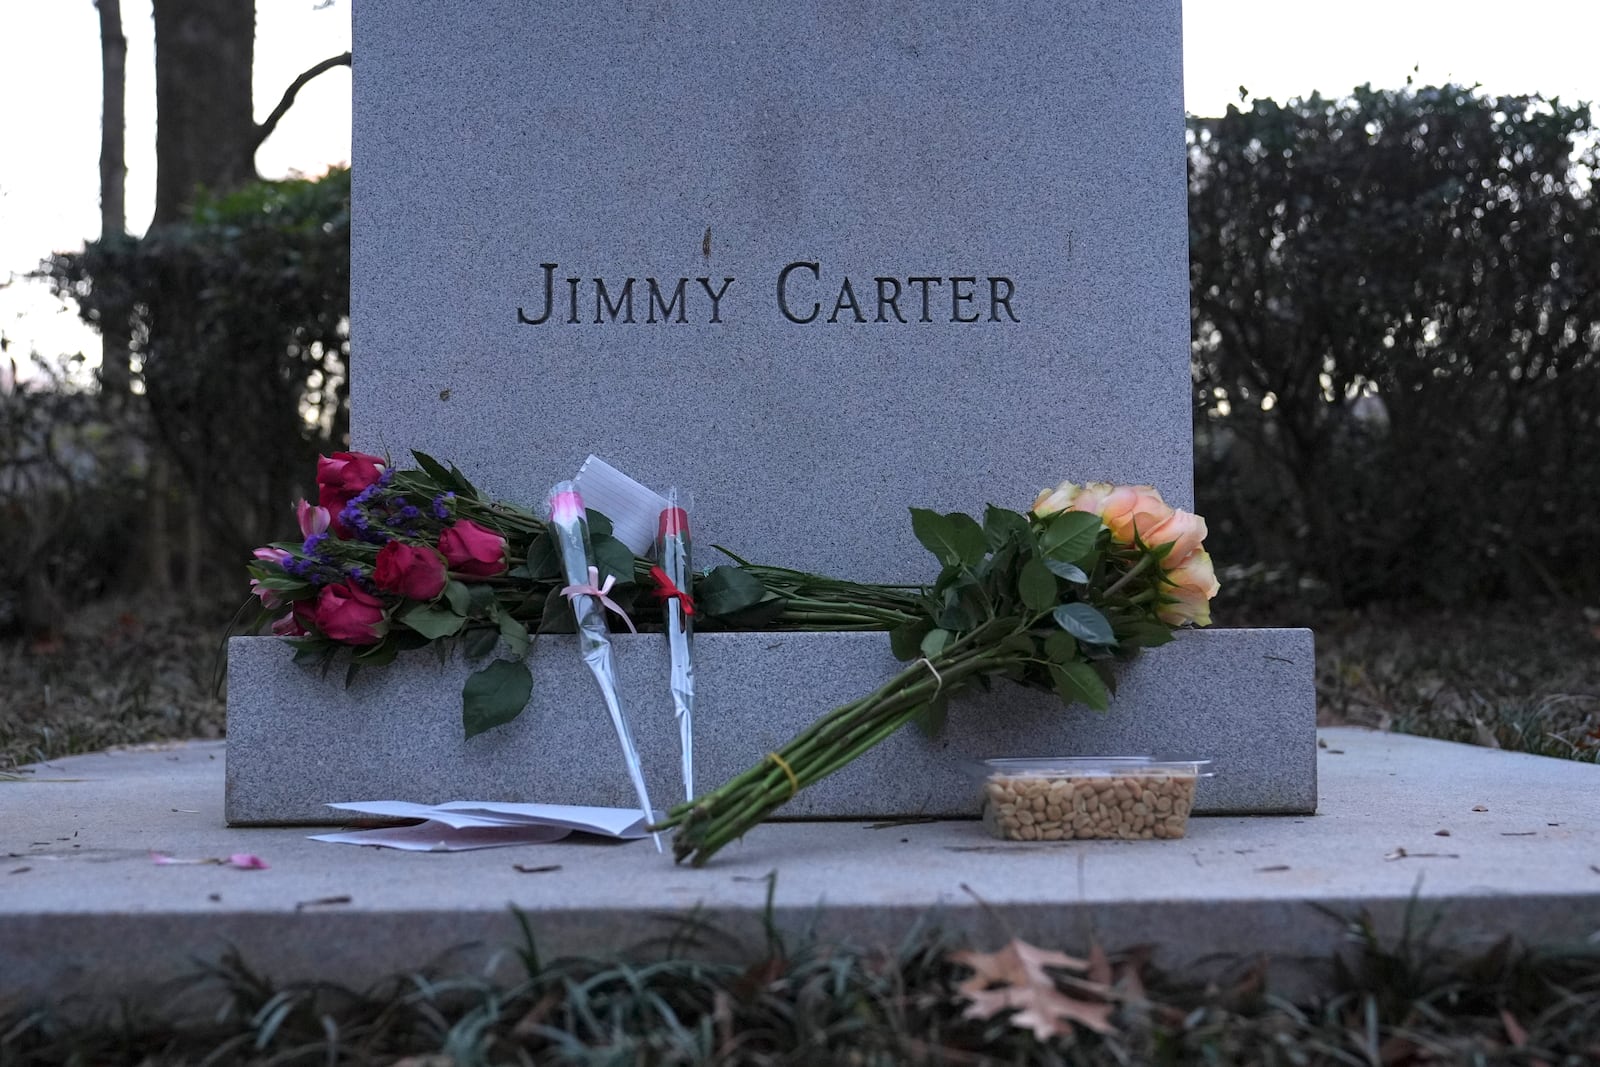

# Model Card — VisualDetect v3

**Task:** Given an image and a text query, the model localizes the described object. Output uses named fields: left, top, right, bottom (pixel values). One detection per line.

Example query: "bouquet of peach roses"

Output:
left=657, top=480, right=1218, bottom=865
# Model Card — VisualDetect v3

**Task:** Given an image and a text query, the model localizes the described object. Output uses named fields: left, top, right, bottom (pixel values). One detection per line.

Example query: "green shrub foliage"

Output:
left=48, top=167, right=351, bottom=562
left=1189, top=86, right=1600, bottom=605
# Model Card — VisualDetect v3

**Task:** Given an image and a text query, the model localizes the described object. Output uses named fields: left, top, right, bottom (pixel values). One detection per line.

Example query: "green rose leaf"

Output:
left=1043, top=630, right=1079, bottom=664
left=697, top=566, right=769, bottom=617
left=536, top=586, right=576, bottom=634
left=983, top=504, right=1031, bottom=548
left=718, top=595, right=788, bottom=629
left=524, top=533, right=563, bottom=580
left=1050, top=661, right=1110, bottom=711
left=1018, top=556, right=1059, bottom=611
left=409, top=450, right=480, bottom=498
left=354, top=638, right=399, bottom=667
left=466, top=583, right=498, bottom=616
left=399, top=603, right=466, bottom=640
left=462, top=659, right=533, bottom=739
left=584, top=509, right=614, bottom=539
left=1045, top=559, right=1090, bottom=584
left=1039, top=511, right=1102, bottom=562
left=462, top=623, right=501, bottom=659
left=444, top=580, right=473, bottom=615
left=1053, top=602, right=1116, bottom=646
left=912, top=693, right=949, bottom=738
left=935, top=585, right=978, bottom=631
left=910, top=508, right=988, bottom=567
left=1117, top=620, right=1176, bottom=649
left=920, top=628, right=952, bottom=658
left=591, top=534, right=637, bottom=587
left=946, top=512, right=988, bottom=566
left=997, top=632, right=1036, bottom=658
left=497, top=613, right=531, bottom=658
left=889, top=622, right=929, bottom=662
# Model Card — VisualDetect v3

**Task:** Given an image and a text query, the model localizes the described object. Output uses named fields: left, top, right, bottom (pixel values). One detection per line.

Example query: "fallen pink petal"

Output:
left=228, top=853, right=269, bottom=870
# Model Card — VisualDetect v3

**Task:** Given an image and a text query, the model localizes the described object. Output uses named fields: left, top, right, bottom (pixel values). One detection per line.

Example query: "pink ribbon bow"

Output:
left=560, top=565, right=638, bottom=633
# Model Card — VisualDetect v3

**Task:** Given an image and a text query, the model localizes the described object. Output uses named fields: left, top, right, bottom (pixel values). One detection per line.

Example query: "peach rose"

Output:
left=1142, top=509, right=1208, bottom=568
left=1158, top=550, right=1219, bottom=627
left=1032, top=481, right=1082, bottom=518
left=1091, top=485, right=1174, bottom=544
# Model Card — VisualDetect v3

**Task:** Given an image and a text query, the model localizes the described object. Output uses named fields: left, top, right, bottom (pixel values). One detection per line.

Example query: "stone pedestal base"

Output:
left=225, top=629, right=1316, bottom=825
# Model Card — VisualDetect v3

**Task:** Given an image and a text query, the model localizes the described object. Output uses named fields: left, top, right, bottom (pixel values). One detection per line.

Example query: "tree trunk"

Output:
left=151, top=0, right=256, bottom=226
left=97, top=0, right=130, bottom=397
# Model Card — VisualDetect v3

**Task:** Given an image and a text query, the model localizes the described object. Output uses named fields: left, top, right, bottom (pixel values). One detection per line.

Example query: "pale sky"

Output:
left=2, top=0, right=1598, bottom=383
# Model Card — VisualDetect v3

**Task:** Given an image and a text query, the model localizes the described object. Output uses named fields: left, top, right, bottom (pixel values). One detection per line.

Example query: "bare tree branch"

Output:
left=252, top=51, right=351, bottom=153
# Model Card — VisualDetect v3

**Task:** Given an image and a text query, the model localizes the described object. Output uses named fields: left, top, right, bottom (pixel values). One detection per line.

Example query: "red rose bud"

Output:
left=316, top=452, right=386, bottom=534
left=313, top=581, right=388, bottom=645
left=658, top=506, right=690, bottom=537
left=373, top=541, right=448, bottom=601
left=438, top=519, right=508, bottom=577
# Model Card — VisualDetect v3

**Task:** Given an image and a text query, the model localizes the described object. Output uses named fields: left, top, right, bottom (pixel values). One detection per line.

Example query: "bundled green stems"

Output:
left=655, top=619, right=1020, bottom=866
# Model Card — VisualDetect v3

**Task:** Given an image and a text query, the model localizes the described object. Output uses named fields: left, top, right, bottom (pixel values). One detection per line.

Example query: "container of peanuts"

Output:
left=979, top=757, right=1214, bottom=841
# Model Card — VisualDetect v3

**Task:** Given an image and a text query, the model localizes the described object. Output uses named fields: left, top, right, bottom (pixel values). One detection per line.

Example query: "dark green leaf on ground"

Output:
left=462, top=659, right=533, bottom=739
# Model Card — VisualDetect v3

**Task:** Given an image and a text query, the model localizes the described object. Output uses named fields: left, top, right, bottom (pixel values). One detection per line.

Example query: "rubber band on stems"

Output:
left=766, top=751, right=800, bottom=797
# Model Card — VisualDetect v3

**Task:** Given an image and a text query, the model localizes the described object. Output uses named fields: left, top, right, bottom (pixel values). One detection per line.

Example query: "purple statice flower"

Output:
left=303, top=531, right=330, bottom=557
left=430, top=493, right=455, bottom=520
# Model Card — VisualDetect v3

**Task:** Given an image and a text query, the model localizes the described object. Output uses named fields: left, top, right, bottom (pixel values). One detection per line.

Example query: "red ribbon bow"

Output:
left=649, top=566, right=696, bottom=617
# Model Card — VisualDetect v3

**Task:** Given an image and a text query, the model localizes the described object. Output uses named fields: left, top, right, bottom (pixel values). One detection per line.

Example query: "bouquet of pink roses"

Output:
left=244, top=451, right=922, bottom=735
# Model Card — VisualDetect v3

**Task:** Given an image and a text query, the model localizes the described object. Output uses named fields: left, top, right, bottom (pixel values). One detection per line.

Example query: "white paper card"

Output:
left=309, top=800, right=653, bottom=851
left=574, top=455, right=669, bottom=555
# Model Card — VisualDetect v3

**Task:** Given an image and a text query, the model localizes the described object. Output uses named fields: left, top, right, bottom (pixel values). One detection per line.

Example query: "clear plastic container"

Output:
left=979, top=757, right=1214, bottom=841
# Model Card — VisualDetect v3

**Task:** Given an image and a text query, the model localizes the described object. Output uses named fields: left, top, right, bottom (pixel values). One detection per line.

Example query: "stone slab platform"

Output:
left=226, top=628, right=1317, bottom=824
left=4, top=728, right=1597, bottom=1008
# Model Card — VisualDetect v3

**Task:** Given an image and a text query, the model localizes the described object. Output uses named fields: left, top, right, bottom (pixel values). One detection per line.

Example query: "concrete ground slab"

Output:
left=2, top=727, right=1597, bottom=1008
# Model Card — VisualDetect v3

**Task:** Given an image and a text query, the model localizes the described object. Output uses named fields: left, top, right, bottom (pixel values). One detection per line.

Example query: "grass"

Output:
left=3, top=903, right=1598, bottom=1065
left=0, top=597, right=229, bottom=773
left=1310, top=601, right=1600, bottom=763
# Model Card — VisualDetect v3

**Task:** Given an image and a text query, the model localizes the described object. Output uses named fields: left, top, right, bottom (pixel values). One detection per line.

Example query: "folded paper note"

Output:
left=308, top=800, right=652, bottom=852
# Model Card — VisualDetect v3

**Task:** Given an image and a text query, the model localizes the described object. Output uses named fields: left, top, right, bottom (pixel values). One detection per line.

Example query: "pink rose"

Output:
left=313, top=581, right=388, bottom=645
left=316, top=451, right=386, bottom=533
left=1158, top=550, right=1220, bottom=627
left=438, top=519, right=507, bottom=577
left=373, top=541, right=448, bottom=601
left=271, top=611, right=307, bottom=637
left=1142, top=509, right=1208, bottom=569
left=296, top=498, right=331, bottom=538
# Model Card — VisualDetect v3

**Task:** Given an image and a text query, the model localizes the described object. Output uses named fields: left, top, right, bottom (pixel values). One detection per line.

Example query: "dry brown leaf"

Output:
left=950, top=939, right=1114, bottom=1039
